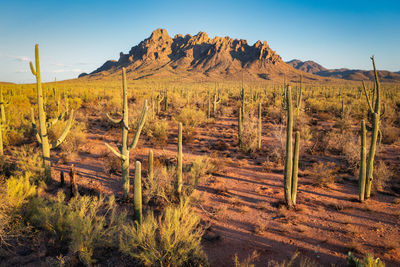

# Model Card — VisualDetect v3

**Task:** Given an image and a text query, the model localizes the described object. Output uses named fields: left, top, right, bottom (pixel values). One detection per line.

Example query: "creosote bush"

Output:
left=26, top=192, right=126, bottom=266
left=119, top=200, right=208, bottom=267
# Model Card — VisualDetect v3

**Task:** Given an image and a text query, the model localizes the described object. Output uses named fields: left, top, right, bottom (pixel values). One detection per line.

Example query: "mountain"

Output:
left=287, top=59, right=400, bottom=82
left=80, top=29, right=323, bottom=82
left=286, top=59, right=326, bottom=73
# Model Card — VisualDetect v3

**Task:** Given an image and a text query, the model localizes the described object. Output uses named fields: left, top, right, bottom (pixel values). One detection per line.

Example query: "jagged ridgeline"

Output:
left=78, top=29, right=312, bottom=81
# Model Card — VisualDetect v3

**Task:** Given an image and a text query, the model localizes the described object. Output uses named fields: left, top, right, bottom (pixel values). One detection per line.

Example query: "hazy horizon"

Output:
left=1, top=0, right=399, bottom=83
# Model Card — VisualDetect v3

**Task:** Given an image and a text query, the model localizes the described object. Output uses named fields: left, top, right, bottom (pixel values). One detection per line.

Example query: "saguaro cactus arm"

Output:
left=46, top=113, right=63, bottom=128
left=50, top=110, right=75, bottom=149
left=128, top=100, right=148, bottom=150
left=106, top=113, right=122, bottom=124
left=362, top=81, right=374, bottom=113
left=105, top=142, right=127, bottom=160
left=30, top=107, right=42, bottom=145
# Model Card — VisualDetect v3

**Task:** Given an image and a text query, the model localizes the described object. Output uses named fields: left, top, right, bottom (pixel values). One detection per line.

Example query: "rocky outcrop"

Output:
left=82, top=28, right=298, bottom=80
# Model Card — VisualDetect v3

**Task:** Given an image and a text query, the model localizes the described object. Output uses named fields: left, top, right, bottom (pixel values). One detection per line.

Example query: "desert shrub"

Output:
left=185, top=155, right=217, bottom=196
left=143, top=118, right=169, bottom=147
left=234, top=251, right=259, bottom=267
left=240, top=115, right=258, bottom=153
left=104, top=153, right=121, bottom=175
left=346, top=252, right=385, bottom=267
left=143, top=164, right=174, bottom=206
left=381, top=125, right=399, bottom=144
left=68, top=97, right=82, bottom=110
left=48, top=120, right=87, bottom=153
left=27, top=193, right=126, bottom=266
left=119, top=200, right=208, bottom=267
left=309, top=162, right=338, bottom=187
left=325, top=131, right=359, bottom=174
left=372, top=161, right=394, bottom=194
left=268, top=127, right=286, bottom=166
left=0, top=157, right=18, bottom=180
left=12, top=145, right=44, bottom=182
left=0, top=173, right=37, bottom=244
left=176, top=107, right=207, bottom=127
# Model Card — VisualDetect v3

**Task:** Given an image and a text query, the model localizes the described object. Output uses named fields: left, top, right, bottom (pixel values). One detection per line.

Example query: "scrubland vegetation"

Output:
left=0, top=46, right=399, bottom=266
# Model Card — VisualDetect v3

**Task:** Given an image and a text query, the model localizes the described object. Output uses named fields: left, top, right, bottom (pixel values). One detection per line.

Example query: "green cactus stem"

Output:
left=284, top=85, right=294, bottom=208
left=176, top=122, right=183, bottom=198
left=148, top=149, right=153, bottom=182
left=359, top=120, right=367, bottom=202
left=134, top=160, right=142, bottom=224
left=238, top=107, right=243, bottom=148
left=291, top=131, right=300, bottom=205
left=105, top=67, right=148, bottom=199
left=257, top=102, right=262, bottom=150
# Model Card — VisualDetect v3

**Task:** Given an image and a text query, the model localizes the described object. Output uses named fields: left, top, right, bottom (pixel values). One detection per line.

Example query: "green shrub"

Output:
left=176, top=107, right=207, bottom=127
left=143, top=118, right=169, bottom=147
left=346, top=252, right=385, bottom=267
left=26, top=193, right=126, bottom=266
left=120, top=200, right=208, bottom=267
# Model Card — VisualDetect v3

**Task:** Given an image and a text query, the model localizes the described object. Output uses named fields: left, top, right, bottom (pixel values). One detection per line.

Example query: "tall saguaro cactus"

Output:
left=0, top=87, right=6, bottom=156
left=176, top=122, right=183, bottom=198
left=359, top=120, right=367, bottom=202
left=361, top=56, right=382, bottom=199
left=257, top=102, right=262, bottom=150
left=134, top=161, right=142, bottom=224
left=292, top=131, right=300, bottom=205
left=105, top=67, right=148, bottom=198
left=30, top=44, right=74, bottom=181
left=238, top=107, right=243, bottom=148
left=284, top=85, right=294, bottom=208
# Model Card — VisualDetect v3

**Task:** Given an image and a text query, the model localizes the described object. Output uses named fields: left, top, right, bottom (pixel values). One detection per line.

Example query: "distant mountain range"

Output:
left=77, top=28, right=399, bottom=83
left=287, top=59, right=400, bottom=82
left=78, top=29, right=326, bottom=82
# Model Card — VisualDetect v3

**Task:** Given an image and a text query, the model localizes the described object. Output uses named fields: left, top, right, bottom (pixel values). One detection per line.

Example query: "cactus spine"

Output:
left=292, top=131, right=300, bottom=205
left=134, top=161, right=142, bottom=224
left=176, top=122, right=183, bottom=198
left=257, top=102, right=262, bottom=150
left=361, top=56, right=382, bottom=199
left=284, top=85, right=294, bottom=208
left=359, top=120, right=367, bottom=202
left=105, top=67, right=148, bottom=198
left=30, top=44, right=74, bottom=181
left=148, top=149, right=153, bottom=182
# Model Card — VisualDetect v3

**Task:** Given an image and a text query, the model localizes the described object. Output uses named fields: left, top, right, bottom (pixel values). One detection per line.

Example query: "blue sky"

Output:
left=0, top=0, right=399, bottom=83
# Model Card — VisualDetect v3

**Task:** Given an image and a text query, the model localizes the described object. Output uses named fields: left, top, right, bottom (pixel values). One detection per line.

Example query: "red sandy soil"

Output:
left=12, top=112, right=400, bottom=266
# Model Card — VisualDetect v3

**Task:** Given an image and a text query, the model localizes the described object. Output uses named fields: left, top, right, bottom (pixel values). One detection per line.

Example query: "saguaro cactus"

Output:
left=0, top=87, right=6, bottom=156
left=257, top=102, right=262, bottom=150
left=284, top=85, right=294, bottom=208
left=238, top=107, right=243, bottom=148
left=105, top=67, right=148, bottom=198
left=176, top=122, right=183, bottom=198
left=359, top=120, right=367, bottom=202
left=148, top=149, right=153, bottom=182
left=30, top=44, right=74, bottom=181
left=296, top=75, right=303, bottom=115
left=292, top=131, right=300, bottom=205
left=361, top=56, right=382, bottom=199
left=134, top=161, right=142, bottom=224
left=212, top=88, right=221, bottom=117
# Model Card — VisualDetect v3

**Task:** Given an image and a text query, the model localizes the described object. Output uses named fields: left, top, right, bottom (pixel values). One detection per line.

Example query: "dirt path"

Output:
left=52, top=114, right=400, bottom=266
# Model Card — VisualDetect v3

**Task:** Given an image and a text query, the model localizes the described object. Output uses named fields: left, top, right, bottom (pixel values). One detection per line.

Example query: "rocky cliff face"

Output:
left=84, top=29, right=305, bottom=81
